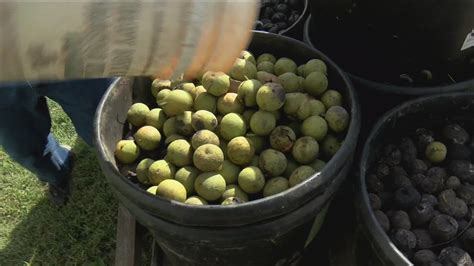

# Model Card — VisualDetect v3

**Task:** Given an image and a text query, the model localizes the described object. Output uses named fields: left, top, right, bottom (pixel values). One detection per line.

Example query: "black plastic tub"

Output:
left=306, top=0, right=474, bottom=88
left=355, top=92, right=474, bottom=266
left=303, top=14, right=474, bottom=139
left=303, top=15, right=474, bottom=96
left=94, top=31, right=360, bottom=266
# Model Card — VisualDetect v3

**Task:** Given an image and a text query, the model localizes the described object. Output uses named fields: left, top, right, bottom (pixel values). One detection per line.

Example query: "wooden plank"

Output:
left=115, top=204, right=137, bottom=266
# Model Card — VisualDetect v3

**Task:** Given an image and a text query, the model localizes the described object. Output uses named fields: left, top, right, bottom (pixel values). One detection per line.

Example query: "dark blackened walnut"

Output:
left=376, top=163, right=390, bottom=178
left=379, top=191, right=393, bottom=208
left=261, top=0, right=273, bottom=8
left=262, top=7, right=275, bottom=19
left=367, top=174, right=384, bottom=193
left=288, top=0, right=300, bottom=8
left=427, top=167, right=448, bottom=181
left=438, top=246, right=473, bottom=266
left=439, top=189, right=457, bottom=199
left=449, top=160, right=474, bottom=183
left=275, top=3, right=289, bottom=15
left=429, top=214, right=458, bottom=242
left=438, top=196, right=468, bottom=219
left=268, top=26, right=280, bottom=33
left=414, top=167, right=446, bottom=194
left=391, top=165, right=409, bottom=177
left=412, top=173, right=427, bottom=188
left=456, top=184, right=474, bottom=205
left=421, top=194, right=438, bottom=206
left=415, top=170, right=444, bottom=194
left=461, top=227, right=474, bottom=254
left=415, top=128, right=435, bottom=151
left=447, top=143, right=471, bottom=161
left=374, top=210, right=390, bottom=232
left=388, top=210, right=411, bottom=230
left=390, top=229, right=417, bottom=251
left=409, top=201, right=435, bottom=226
left=413, top=249, right=437, bottom=266
left=413, top=229, right=434, bottom=249
left=399, top=137, right=418, bottom=163
left=457, top=219, right=469, bottom=234
left=408, top=159, right=428, bottom=175
left=392, top=175, right=413, bottom=189
left=271, top=12, right=287, bottom=23
left=393, top=186, right=421, bottom=210
left=287, top=13, right=299, bottom=25
left=445, top=176, right=461, bottom=190
left=274, top=22, right=288, bottom=31
left=368, top=193, right=382, bottom=210
left=442, top=124, right=470, bottom=145
left=382, top=144, right=402, bottom=166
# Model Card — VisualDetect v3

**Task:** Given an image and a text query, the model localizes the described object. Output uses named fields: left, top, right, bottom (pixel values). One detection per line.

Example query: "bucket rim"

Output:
left=278, top=0, right=309, bottom=36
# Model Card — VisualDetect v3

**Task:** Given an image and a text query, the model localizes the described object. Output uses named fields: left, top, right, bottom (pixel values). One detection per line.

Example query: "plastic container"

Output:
left=303, top=15, right=474, bottom=96
left=303, top=14, right=474, bottom=138
left=355, top=92, right=474, bottom=266
left=94, top=31, right=360, bottom=265
left=306, top=0, right=474, bottom=88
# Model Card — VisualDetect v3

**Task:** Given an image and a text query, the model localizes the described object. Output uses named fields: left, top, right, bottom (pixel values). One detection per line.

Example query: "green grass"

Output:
left=0, top=100, right=117, bottom=265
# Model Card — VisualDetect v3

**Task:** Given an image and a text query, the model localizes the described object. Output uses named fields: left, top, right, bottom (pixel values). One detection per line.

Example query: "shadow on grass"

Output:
left=0, top=138, right=118, bottom=265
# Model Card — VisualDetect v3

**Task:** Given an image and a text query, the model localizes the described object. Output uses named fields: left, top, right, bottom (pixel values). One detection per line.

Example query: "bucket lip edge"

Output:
left=278, top=0, right=309, bottom=35
left=303, top=14, right=474, bottom=95
left=94, top=31, right=361, bottom=226
left=357, top=91, right=474, bottom=265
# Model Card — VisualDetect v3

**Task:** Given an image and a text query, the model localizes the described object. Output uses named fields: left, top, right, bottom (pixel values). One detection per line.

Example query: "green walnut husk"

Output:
left=238, top=166, right=265, bottom=194
left=166, top=139, right=193, bottom=167
left=175, top=166, right=200, bottom=195
left=185, top=196, right=208, bottom=205
left=148, top=160, right=176, bottom=185
left=227, top=136, right=255, bottom=165
left=263, top=177, right=289, bottom=197
left=136, top=158, right=155, bottom=185
left=115, top=140, right=140, bottom=164
left=292, top=136, right=319, bottom=164
left=156, top=179, right=187, bottom=202
left=127, top=103, right=150, bottom=127
left=194, top=172, right=226, bottom=201
left=222, top=184, right=249, bottom=202
left=289, top=166, right=315, bottom=187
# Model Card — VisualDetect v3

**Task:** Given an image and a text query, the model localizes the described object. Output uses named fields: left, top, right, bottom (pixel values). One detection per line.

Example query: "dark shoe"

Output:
left=48, top=145, right=75, bottom=206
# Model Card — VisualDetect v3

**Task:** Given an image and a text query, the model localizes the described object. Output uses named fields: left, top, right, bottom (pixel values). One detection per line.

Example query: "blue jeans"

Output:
left=0, top=78, right=115, bottom=185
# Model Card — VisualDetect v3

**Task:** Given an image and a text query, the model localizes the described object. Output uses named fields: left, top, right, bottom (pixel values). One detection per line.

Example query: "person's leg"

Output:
left=0, top=83, right=73, bottom=188
left=41, top=78, right=115, bottom=146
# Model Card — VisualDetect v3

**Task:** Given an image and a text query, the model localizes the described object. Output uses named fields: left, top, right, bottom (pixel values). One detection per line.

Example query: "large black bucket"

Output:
left=94, top=32, right=360, bottom=265
left=355, top=92, right=474, bottom=265
left=306, top=0, right=474, bottom=88
left=303, top=14, right=474, bottom=139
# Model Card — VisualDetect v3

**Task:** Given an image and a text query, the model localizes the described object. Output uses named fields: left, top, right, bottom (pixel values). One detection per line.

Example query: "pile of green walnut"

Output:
left=114, top=50, right=350, bottom=206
